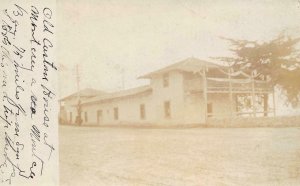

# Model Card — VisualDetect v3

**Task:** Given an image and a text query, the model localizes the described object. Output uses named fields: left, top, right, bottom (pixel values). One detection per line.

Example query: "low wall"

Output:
left=207, top=116, right=300, bottom=128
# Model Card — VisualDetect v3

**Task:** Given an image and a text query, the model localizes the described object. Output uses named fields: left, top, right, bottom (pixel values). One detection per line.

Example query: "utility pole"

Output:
left=75, top=64, right=82, bottom=126
left=76, top=64, right=80, bottom=98
left=228, top=67, right=233, bottom=125
left=203, top=65, right=208, bottom=124
left=251, top=71, right=257, bottom=117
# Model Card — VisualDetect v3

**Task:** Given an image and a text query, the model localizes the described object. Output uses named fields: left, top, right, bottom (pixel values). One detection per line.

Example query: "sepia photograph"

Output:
left=1, top=1, right=58, bottom=185
left=57, top=0, right=300, bottom=185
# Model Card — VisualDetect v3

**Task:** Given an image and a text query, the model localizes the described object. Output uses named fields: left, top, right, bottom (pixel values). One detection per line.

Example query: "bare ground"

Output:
left=59, top=126, right=300, bottom=186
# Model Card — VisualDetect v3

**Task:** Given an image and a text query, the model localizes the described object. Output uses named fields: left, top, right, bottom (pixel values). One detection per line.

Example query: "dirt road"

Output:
left=60, top=126, right=300, bottom=186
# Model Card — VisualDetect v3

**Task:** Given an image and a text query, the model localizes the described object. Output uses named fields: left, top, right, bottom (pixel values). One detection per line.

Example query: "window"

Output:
left=207, top=103, right=213, bottom=117
left=114, top=107, right=118, bottom=120
left=163, top=73, right=169, bottom=87
left=164, top=101, right=171, bottom=118
left=69, top=112, right=72, bottom=123
left=84, top=112, right=88, bottom=122
left=140, top=104, right=145, bottom=120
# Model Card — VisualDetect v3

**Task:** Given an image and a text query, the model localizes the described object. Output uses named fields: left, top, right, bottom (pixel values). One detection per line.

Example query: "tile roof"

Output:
left=81, top=85, right=152, bottom=105
left=60, top=88, right=106, bottom=101
left=139, top=57, right=221, bottom=78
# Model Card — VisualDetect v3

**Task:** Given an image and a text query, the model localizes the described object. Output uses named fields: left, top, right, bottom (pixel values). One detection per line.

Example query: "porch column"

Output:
left=251, top=71, right=257, bottom=117
left=228, top=67, right=233, bottom=118
left=272, top=87, right=276, bottom=117
left=202, top=66, right=208, bottom=123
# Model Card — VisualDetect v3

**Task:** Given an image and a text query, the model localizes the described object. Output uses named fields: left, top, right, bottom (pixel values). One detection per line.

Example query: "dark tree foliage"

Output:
left=217, top=34, right=300, bottom=107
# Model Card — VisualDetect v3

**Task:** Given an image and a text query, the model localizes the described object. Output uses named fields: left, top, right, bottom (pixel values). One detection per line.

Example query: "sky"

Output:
left=57, top=0, right=300, bottom=114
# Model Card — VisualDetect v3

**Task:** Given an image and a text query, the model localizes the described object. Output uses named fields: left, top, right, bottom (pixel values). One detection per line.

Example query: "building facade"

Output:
left=59, top=58, right=275, bottom=126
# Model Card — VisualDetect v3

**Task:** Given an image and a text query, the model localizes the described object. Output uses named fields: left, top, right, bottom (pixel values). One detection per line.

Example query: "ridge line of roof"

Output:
left=139, top=57, right=222, bottom=79
left=81, top=85, right=152, bottom=104
left=60, top=88, right=106, bottom=101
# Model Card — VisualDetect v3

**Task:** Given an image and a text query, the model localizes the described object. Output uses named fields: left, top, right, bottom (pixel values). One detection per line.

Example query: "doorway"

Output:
left=207, top=103, right=213, bottom=117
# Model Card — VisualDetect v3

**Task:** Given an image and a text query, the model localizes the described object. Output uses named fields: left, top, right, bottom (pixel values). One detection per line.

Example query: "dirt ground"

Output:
left=59, top=126, right=300, bottom=186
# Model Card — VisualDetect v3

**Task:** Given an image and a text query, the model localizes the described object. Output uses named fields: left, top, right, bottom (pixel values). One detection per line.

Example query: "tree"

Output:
left=216, top=34, right=300, bottom=108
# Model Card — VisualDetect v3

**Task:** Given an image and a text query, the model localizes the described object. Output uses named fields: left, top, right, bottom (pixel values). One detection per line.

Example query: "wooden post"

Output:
left=251, top=71, right=257, bottom=117
left=203, top=66, right=208, bottom=123
left=228, top=67, right=233, bottom=118
left=76, top=64, right=82, bottom=126
left=272, top=87, right=276, bottom=117
left=263, top=75, right=269, bottom=117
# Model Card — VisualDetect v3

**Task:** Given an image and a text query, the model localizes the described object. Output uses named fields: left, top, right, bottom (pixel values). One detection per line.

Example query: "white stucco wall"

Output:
left=182, top=72, right=237, bottom=124
left=207, top=93, right=236, bottom=117
left=80, top=71, right=187, bottom=126
left=150, top=71, right=185, bottom=125
left=184, top=92, right=237, bottom=124
left=62, top=70, right=238, bottom=126
left=81, top=93, right=153, bottom=125
left=63, top=97, right=79, bottom=125
left=184, top=93, right=206, bottom=124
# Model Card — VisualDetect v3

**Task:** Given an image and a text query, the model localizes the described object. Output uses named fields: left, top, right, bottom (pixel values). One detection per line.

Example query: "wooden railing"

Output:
left=185, top=78, right=272, bottom=93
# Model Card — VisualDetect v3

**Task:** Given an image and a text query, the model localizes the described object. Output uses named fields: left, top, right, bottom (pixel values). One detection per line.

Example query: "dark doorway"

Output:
left=97, top=110, right=102, bottom=124
left=207, top=103, right=213, bottom=117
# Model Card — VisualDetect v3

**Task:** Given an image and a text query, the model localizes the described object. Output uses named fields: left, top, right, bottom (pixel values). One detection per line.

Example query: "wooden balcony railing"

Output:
left=185, top=78, right=272, bottom=93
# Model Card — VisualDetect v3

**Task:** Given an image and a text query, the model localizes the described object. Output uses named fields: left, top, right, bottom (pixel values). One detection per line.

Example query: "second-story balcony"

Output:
left=184, top=77, right=272, bottom=94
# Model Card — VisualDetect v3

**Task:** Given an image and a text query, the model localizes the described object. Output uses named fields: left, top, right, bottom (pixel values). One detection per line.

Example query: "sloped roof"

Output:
left=60, top=88, right=106, bottom=101
left=139, top=57, right=222, bottom=79
left=82, top=85, right=152, bottom=105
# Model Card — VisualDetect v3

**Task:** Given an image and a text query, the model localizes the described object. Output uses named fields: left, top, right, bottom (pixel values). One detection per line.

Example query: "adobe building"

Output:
left=59, top=58, right=275, bottom=126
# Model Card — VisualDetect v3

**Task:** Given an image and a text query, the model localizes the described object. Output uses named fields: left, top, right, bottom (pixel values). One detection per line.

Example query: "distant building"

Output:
left=59, top=58, right=275, bottom=126
left=59, top=88, right=107, bottom=124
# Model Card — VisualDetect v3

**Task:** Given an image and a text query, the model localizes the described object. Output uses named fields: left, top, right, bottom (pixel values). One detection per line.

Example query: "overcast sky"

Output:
left=57, top=0, right=300, bottom=100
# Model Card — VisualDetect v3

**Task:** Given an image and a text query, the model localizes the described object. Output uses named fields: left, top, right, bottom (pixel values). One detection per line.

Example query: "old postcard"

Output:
left=2, top=0, right=300, bottom=186
left=57, top=1, right=300, bottom=186
left=0, top=0, right=58, bottom=186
